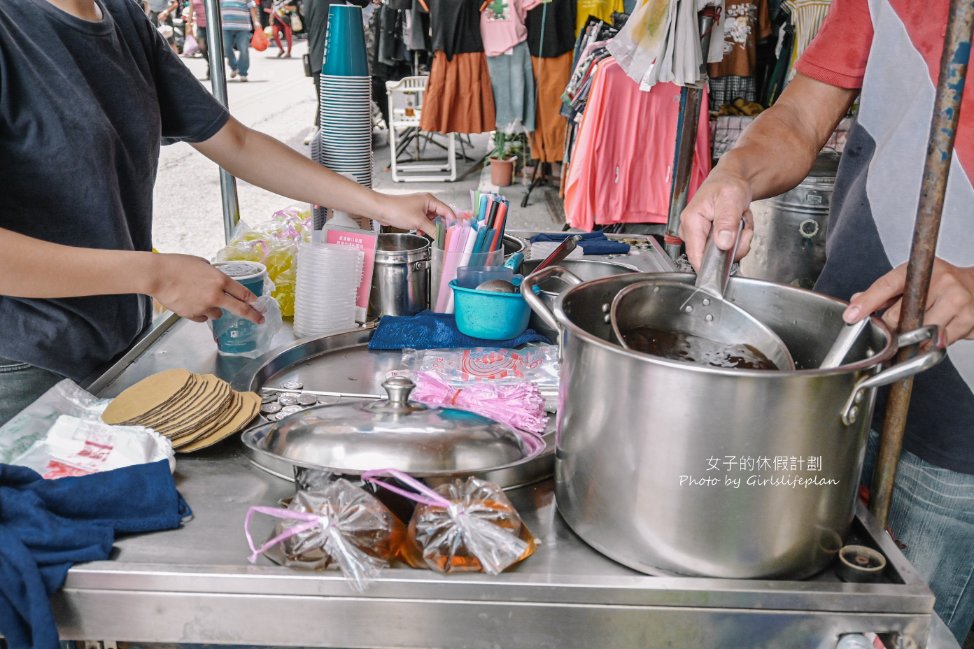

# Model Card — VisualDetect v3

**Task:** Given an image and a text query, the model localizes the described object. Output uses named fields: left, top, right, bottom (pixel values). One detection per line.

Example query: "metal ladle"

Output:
left=610, top=222, right=796, bottom=370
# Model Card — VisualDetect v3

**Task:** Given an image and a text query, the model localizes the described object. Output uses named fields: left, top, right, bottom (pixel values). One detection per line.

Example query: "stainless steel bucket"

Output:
left=740, top=152, right=840, bottom=289
left=522, top=269, right=945, bottom=579
left=368, top=233, right=430, bottom=319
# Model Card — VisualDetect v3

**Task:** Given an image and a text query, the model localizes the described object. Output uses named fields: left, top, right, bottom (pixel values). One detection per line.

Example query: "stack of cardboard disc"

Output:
left=102, top=368, right=261, bottom=453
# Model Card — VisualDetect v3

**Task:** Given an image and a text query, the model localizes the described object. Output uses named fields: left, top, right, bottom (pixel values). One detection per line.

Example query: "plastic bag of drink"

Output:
left=244, top=473, right=404, bottom=591
left=363, top=470, right=536, bottom=575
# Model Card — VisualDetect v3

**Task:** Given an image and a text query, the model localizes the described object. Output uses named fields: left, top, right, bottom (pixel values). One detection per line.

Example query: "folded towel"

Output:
left=368, top=311, right=551, bottom=350
left=0, top=460, right=191, bottom=649
left=530, top=232, right=630, bottom=255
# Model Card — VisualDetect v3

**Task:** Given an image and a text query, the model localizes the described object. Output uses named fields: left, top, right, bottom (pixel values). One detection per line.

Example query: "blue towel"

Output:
left=0, top=460, right=191, bottom=649
left=530, top=231, right=631, bottom=255
left=368, top=311, right=551, bottom=350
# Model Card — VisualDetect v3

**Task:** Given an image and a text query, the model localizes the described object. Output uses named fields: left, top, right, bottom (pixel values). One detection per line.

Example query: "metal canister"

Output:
left=740, top=152, right=840, bottom=289
left=368, top=233, right=430, bottom=319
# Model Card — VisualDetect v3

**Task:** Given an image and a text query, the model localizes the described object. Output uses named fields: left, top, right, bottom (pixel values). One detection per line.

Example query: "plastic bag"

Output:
left=207, top=290, right=291, bottom=358
left=400, top=345, right=560, bottom=411
left=216, top=207, right=313, bottom=317
left=182, top=33, right=199, bottom=57
left=244, top=473, right=404, bottom=592
left=363, top=470, right=536, bottom=575
left=0, top=379, right=175, bottom=475
left=251, top=28, right=269, bottom=51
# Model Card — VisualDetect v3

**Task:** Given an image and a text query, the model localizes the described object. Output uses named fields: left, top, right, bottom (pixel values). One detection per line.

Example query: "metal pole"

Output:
left=664, top=7, right=718, bottom=260
left=203, top=0, right=241, bottom=244
left=870, top=0, right=974, bottom=526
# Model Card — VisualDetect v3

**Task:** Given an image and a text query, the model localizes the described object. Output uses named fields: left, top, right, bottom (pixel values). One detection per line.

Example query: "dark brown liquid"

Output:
left=623, top=326, right=779, bottom=371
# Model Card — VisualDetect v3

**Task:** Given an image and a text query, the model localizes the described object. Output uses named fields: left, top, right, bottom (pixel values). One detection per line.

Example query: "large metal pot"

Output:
left=522, top=268, right=945, bottom=579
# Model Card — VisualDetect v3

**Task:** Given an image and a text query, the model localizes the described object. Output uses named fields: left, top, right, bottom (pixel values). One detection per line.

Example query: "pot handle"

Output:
left=840, top=325, right=946, bottom=426
left=521, top=266, right=584, bottom=335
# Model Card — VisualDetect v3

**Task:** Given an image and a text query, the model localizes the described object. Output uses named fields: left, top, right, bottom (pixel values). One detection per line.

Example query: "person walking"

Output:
left=221, top=0, right=260, bottom=81
left=269, top=0, right=293, bottom=58
left=187, top=0, right=210, bottom=79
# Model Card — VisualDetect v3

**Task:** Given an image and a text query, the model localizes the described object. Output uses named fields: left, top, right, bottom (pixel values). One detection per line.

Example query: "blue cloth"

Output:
left=0, top=460, right=191, bottom=649
left=530, top=232, right=630, bottom=255
left=368, top=311, right=551, bottom=350
left=861, top=430, right=974, bottom=642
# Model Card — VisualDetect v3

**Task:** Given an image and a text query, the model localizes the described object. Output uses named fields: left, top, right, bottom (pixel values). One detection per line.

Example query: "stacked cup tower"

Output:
left=313, top=4, right=373, bottom=229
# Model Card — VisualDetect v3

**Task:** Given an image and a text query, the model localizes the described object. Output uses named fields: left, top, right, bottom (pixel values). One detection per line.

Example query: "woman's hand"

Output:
left=844, top=258, right=974, bottom=345
left=374, top=192, right=455, bottom=238
left=146, top=254, right=265, bottom=324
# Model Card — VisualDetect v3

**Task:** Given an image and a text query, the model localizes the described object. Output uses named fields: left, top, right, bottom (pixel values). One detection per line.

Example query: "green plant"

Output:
left=487, top=132, right=529, bottom=170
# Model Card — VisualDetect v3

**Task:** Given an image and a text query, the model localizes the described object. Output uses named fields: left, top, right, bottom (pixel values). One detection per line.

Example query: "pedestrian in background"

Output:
left=187, top=0, right=210, bottom=79
left=269, top=0, right=294, bottom=58
left=221, top=0, right=260, bottom=81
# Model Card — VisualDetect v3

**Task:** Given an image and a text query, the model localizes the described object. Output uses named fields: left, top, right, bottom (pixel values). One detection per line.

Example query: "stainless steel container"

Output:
left=522, top=269, right=944, bottom=579
left=368, top=233, right=430, bottom=319
left=741, top=152, right=840, bottom=289
left=521, top=258, right=637, bottom=340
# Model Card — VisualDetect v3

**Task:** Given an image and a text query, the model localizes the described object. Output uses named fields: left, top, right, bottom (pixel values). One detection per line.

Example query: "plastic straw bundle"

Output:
left=430, top=192, right=511, bottom=313
left=408, top=371, right=548, bottom=434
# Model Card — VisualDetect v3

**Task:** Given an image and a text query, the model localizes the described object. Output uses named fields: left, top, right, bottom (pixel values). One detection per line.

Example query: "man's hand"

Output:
left=147, top=254, right=265, bottom=324
left=678, top=170, right=755, bottom=270
left=844, top=259, right=974, bottom=345
left=375, top=193, right=454, bottom=238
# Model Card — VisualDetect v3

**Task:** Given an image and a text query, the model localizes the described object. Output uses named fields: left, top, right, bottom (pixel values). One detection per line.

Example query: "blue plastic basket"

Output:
left=450, top=279, right=532, bottom=340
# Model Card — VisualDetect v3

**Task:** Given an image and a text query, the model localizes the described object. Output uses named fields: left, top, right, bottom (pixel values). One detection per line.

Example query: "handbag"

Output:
left=251, top=28, right=269, bottom=51
left=290, top=11, right=303, bottom=32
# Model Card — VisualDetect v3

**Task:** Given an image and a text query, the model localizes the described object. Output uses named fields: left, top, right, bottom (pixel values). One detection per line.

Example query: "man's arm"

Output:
left=0, top=229, right=264, bottom=323
left=679, top=73, right=858, bottom=268
left=191, top=116, right=454, bottom=236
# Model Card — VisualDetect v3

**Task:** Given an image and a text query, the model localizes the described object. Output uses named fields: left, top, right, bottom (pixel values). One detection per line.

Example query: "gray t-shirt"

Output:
left=147, top=0, right=173, bottom=12
left=0, top=0, right=229, bottom=383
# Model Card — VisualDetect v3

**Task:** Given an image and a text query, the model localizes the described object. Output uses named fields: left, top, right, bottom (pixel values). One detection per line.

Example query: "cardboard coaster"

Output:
left=149, top=376, right=234, bottom=436
left=169, top=389, right=243, bottom=446
left=102, top=368, right=193, bottom=425
left=175, top=392, right=261, bottom=453
left=131, top=374, right=211, bottom=429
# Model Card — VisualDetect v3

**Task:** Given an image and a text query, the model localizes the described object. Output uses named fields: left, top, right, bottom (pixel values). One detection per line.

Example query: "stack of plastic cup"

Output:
left=293, top=242, right=365, bottom=338
left=318, top=4, right=373, bottom=191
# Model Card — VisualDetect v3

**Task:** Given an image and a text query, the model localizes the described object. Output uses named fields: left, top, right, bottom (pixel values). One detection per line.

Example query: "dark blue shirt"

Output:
left=0, top=0, right=229, bottom=383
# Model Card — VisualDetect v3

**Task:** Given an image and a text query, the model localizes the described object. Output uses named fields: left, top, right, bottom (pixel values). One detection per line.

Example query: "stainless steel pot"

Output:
left=521, top=258, right=637, bottom=340
left=368, top=233, right=430, bottom=319
left=522, top=268, right=945, bottom=579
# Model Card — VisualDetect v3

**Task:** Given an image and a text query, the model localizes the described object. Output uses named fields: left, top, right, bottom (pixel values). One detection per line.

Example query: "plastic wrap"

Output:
left=215, top=207, right=313, bottom=317
left=400, top=345, right=559, bottom=387
left=245, top=474, right=404, bottom=592
left=363, top=470, right=536, bottom=575
left=0, top=380, right=175, bottom=475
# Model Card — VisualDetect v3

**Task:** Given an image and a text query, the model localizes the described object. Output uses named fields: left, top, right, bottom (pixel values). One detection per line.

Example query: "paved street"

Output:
left=153, top=38, right=564, bottom=260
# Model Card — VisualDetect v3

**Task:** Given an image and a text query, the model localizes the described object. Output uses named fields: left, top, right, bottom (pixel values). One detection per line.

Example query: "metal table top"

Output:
left=53, top=243, right=959, bottom=649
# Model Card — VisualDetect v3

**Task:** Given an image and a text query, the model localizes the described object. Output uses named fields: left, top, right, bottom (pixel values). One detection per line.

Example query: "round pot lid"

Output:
left=255, top=376, right=541, bottom=474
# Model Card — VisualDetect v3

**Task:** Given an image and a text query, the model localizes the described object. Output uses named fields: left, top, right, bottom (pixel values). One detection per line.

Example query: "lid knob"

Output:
left=381, top=376, right=416, bottom=407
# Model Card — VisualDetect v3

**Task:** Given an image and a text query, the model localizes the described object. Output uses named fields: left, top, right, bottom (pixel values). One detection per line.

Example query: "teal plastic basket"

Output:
left=450, top=279, right=533, bottom=340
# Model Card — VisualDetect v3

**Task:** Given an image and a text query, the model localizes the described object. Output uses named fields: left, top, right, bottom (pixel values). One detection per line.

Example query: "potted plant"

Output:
left=487, top=132, right=528, bottom=187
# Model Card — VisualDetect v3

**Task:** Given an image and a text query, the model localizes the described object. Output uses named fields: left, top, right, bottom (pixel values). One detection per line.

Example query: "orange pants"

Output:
left=530, top=51, right=573, bottom=163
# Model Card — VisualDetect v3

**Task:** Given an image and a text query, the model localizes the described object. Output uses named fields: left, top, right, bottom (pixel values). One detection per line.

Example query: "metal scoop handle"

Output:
left=695, top=219, right=745, bottom=298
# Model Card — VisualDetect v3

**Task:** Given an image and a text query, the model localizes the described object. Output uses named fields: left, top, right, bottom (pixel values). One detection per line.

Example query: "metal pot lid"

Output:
left=252, top=376, right=541, bottom=474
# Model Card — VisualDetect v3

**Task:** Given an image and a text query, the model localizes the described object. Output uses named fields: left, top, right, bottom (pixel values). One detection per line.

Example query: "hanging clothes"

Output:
left=782, top=0, right=831, bottom=78
left=576, top=0, right=624, bottom=36
left=526, top=0, right=576, bottom=58
left=487, top=42, right=537, bottom=132
left=419, top=0, right=496, bottom=133
left=563, top=57, right=711, bottom=229
left=531, top=50, right=573, bottom=162
left=481, top=0, right=541, bottom=56
left=707, top=0, right=772, bottom=106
